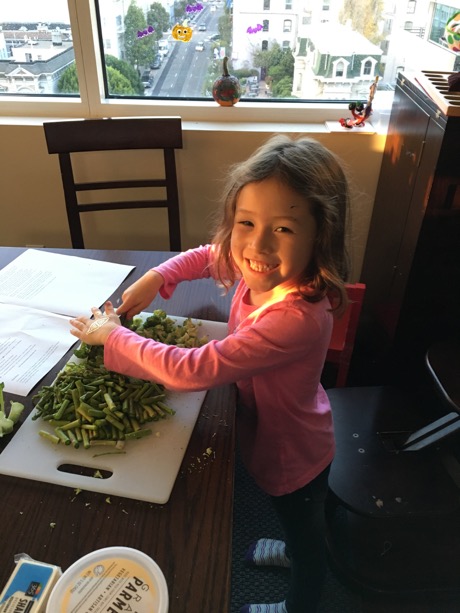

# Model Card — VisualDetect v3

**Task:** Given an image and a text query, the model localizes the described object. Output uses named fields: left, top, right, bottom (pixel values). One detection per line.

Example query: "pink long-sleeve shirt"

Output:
left=104, top=245, right=335, bottom=496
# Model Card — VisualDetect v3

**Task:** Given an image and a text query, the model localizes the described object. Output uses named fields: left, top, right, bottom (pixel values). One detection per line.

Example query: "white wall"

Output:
left=0, top=121, right=386, bottom=282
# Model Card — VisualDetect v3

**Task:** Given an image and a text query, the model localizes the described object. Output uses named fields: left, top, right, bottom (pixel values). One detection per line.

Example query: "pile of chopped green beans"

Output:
left=32, top=310, right=207, bottom=450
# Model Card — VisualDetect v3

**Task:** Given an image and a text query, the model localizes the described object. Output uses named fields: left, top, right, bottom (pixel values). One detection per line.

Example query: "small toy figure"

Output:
left=339, top=76, right=379, bottom=129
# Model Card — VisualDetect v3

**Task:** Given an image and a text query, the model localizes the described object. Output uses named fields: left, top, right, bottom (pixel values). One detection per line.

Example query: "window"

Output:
left=333, top=59, right=346, bottom=78
left=362, top=59, right=373, bottom=76
left=407, top=1, right=416, bottom=13
left=0, top=0, right=77, bottom=97
left=429, top=3, right=459, bottom=47
left=2, top=0, right=456, bottom=122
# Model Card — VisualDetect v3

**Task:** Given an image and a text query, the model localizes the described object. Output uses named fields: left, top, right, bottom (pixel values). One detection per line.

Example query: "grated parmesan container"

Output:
left=46, top=546, right=168, bottom=613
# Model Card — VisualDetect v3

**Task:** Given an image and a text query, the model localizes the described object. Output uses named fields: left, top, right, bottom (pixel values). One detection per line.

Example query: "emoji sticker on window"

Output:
left=172, top=23, right=193, bottom=42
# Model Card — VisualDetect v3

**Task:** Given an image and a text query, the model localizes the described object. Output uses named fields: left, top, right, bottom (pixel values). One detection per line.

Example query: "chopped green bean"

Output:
left=39, top=430, right=60, bottom=444
left=31, top=309, right=207, bottom=450
left=124, top=428, right=152, bottom=440
left=55, top=428, right=71, bottom=445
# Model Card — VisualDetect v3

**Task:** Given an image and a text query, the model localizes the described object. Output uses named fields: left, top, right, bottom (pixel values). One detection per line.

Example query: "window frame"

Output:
left=0, top=0, right=380, bottom=125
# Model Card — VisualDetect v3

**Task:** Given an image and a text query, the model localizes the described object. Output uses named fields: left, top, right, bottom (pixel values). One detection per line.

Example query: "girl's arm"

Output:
left=104, top=301, right=330, bottom=392
left=117, top=245, right=217, bottom=319
left=117, top=270, right=164, bottom=320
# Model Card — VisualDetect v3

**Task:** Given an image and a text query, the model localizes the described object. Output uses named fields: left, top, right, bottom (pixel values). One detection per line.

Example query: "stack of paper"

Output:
left=0, top=250, right=134, bottom=395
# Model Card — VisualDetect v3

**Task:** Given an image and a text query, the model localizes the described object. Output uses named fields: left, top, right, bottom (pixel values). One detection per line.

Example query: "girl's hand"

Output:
left=70, top=301, right=120, bottom=345
left=116, top=270, right=164, bottom=320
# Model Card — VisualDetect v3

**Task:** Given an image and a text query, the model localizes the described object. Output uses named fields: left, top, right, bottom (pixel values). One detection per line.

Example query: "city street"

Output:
left=146, top=5, right=223, bottom=98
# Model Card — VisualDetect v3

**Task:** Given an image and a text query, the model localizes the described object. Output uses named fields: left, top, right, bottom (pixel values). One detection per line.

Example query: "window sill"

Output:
left=0, top=94, right=393, bottom=135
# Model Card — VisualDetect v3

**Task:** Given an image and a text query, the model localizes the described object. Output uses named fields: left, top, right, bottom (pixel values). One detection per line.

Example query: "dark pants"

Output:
left=270, top=465, right=331, bottom=613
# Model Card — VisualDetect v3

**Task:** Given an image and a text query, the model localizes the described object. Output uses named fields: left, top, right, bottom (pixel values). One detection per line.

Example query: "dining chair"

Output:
left=325, top=282, right=366, bottom=387
left=43, top=117, right=183, bottom=250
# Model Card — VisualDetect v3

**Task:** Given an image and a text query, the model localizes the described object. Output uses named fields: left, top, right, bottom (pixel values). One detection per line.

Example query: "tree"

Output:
left=106, top=66, right=137, bottom=94
left=58, top=63, right=136, bottom=95
left=58, top=64, right=79, bottom=93
left=339, top=0, right=384, bottom=44
left=272, top=76, right=294, bottom=98
left=173, top=1, right=187, bottom=23
left=146, top=2, right=170, bottom=38
left=218, top=9, right=232, bottom=46
left=124, top=1, right=155, bottom=70
left=252, top=42, right=294, bottom=96
left=105, top=55, right=143, bottom=94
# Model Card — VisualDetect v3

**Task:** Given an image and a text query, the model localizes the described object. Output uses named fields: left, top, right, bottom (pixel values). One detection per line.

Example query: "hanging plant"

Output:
left=212, top=56, right=241, bottom=107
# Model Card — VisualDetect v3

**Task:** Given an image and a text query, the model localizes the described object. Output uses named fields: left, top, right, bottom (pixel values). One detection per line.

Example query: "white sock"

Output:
left=245, top=538, right=290, bottom=568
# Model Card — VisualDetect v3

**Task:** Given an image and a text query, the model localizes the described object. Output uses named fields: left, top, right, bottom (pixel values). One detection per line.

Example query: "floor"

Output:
left=231, top=446, right=460, bottom=613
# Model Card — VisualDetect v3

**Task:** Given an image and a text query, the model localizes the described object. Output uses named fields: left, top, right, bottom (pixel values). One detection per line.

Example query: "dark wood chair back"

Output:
left=43, top=117, right=183, bottom=250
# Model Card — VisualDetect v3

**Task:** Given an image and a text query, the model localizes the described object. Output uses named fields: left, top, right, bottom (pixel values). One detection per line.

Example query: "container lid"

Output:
left=46, top=546, right=168, bottom=613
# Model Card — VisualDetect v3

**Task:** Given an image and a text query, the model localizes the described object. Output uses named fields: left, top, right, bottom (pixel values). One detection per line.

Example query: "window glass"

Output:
left=0, top=0, right=78, bottom=96
left=94, top=0, right=459, bottom=104
left=2, top=0, right=460, bottom=107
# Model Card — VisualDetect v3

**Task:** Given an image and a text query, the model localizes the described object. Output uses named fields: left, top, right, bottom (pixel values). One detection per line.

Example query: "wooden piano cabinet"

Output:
left=358, top=72, right=460, bottom=386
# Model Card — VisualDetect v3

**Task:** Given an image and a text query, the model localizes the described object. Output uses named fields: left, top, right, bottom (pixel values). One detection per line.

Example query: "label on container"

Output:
left=56, top=557, right=158, bottom=613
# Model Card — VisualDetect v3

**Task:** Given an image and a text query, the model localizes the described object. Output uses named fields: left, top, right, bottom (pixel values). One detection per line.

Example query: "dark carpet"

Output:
left=230, top=448, right=362, bottom=613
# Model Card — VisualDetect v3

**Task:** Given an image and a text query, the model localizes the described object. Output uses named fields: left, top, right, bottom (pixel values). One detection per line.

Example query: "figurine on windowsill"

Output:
left=339, top=75, right=379, bottom=129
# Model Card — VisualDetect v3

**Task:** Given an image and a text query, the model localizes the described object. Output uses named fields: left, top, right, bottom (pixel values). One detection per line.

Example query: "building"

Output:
left=382, top=0, right=460, bottom=84
left=0, top=27, right=74, bottom=93
left=293, top=22, right=382, bottom=99
left=231, top=0, right=301, bottom=71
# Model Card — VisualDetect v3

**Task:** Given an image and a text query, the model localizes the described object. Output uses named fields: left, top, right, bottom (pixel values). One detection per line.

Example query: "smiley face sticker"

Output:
left=172, top=23, right=193, bottom=42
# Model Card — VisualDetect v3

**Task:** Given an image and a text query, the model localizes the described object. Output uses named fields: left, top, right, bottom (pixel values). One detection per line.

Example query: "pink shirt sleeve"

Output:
left=154, top=244, right=218, bottom=299
left=104, top=298, right=328, bottom=393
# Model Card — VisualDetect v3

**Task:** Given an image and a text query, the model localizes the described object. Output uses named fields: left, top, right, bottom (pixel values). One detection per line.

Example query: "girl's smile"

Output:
left=247, top=259, right=278, bottom=273
left=231, top=177, right=317, bottom=306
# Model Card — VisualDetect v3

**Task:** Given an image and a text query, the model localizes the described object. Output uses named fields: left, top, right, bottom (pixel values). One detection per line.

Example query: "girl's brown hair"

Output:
left=211, top=135, right=350, bottom=314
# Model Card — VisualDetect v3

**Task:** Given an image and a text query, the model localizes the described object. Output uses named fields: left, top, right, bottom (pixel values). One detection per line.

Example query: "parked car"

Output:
left=198, top=24, right=207, bottom=31
left=150, top=56, right=162, bottom=70
left=141, top=70, right=154, bottom=88
left=195, top=42, right=205, bottom=51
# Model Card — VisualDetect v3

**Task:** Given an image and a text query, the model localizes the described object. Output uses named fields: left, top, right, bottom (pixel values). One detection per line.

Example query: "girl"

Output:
left=70, top=135, right=350, bottom=613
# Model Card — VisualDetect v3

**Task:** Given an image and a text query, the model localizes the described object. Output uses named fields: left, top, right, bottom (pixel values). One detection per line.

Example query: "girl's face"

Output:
left=231, top=177, right=317, bottom=306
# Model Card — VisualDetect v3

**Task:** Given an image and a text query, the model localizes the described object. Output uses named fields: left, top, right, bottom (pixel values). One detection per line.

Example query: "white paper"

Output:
left=0, top=304, right=78, bottom=395
left=0, top=249, right=134, bottom=316
left=0, top=249, right=135, bottom=395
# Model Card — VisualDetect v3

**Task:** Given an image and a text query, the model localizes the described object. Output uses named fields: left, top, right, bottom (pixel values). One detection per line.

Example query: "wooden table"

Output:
left=0, top=247, right=236, bottom=612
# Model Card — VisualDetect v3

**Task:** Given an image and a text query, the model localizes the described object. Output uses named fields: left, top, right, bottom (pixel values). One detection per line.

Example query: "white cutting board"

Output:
left=0, top=316, right=228, bottom=504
